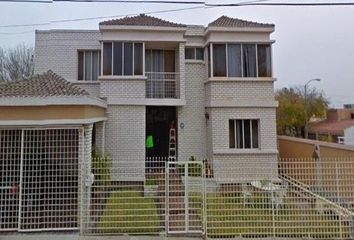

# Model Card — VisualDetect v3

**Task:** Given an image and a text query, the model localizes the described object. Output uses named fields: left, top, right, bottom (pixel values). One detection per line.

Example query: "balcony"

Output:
left=146, top=72, right=180, bottom=99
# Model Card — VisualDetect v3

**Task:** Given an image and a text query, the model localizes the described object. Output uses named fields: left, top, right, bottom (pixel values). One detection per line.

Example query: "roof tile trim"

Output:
left=0, top=70, right=89, bottom=98
left=208, top=15, right=274, bottom=28
left=100, top=14, right=186, bottom=27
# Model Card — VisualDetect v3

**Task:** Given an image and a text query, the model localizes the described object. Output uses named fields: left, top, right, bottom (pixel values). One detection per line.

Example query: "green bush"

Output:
left=92, top=146, right=112, bottom=186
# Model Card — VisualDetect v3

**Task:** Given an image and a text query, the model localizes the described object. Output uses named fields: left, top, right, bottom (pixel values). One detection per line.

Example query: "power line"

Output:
left=0, top=0, right=51, bottom=3
left=206, top=2, right=354, bottom=7
left=0, top=5, right=205, bottom=28
left=55, top=0, right=204, bottom=3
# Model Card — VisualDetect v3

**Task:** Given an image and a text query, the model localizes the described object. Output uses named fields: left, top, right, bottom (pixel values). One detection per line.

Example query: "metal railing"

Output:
left=146, top=72, right=180, bottom=99
left=79, top=156, right=354, bottom=239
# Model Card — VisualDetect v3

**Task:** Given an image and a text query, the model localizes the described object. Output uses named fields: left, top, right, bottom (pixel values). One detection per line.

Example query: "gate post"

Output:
left=79, top=124, right=93, bottom=235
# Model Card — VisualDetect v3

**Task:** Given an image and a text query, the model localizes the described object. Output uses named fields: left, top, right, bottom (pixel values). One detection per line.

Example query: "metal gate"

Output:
left=0, top=128, right=81, bottom=232
left=166, top=161, right=204, bottom=235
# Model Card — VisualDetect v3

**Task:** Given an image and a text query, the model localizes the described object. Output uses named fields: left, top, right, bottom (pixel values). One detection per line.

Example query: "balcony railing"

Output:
left=146, top=72, right=179, bottom=99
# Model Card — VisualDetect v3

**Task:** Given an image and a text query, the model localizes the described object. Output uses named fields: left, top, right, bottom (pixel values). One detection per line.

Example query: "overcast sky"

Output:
left=1, top=0, right=354, bottom=107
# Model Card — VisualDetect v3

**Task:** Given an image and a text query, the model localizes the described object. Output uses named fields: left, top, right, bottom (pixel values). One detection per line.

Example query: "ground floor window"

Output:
left=229, top=119, right=259, bottom=149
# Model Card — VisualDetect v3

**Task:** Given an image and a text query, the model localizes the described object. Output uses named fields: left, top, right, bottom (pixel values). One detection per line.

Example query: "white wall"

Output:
left=344, top=126, right=354, bottom=146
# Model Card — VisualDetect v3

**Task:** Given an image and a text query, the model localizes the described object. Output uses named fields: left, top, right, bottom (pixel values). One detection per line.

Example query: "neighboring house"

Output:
left=309, top=107, right=354, bottom=145
left=0, top=14, right=278, bottom=232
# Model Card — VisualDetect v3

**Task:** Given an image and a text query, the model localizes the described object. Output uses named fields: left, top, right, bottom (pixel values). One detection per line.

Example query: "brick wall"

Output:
left=205, top=81, right=275, bottom=106
left=104, top=105, right=145, bottom=182
left=178, top=62, right=207, bottom=161
left=210, top=107, right=277, bottom=150
left=34, top=30, right=101, bottom=80
left=100, top=79, right=146, bottom=101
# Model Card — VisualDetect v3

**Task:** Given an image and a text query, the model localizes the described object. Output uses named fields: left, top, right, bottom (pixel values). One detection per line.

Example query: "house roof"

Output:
left=100, top=14, right=186, bottom=28
left=208, top=15, right=274, bottom=28
left=309, top=119, right=354, bottom=135
left=0, top=70, right=89, bottom=98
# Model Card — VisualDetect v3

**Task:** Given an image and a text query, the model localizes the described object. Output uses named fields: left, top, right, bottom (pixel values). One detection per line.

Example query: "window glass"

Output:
left=230, top=119, right=259, bottom=149
left=213, top=44, right=227, bottom=77
left=78, top=51, right=84, bottom=80
left=113, top=42, right=122, bottom=76
left=134, top=43, right=143, bottom=75
left=124, top=43, right=133, bottom=75
left=244, top=120, right=251, bottom=148
left=84, top=51, right=92, bottom=80
left=207, top=46, right=211, bottom=78
left=252, top=120, right=259, bottom=148
left=164, top=50, right=175, bottom=73
left=236, top=120, right=243, bottom=148
left=257, top=44, right=272, bottom=77
left=243, top=44, right=256, bottom=77
left=229, top=120, right=235, bottom=148
left=92, top=51, right=99, bottom=80
left=196, top=48, right=204, bottom=60
left=103, top=42, right=112, bottom=75
left=145, top=49, right=151, bottom=72
left=227, top=44, right=242, bottom=77
left=185, top=48, right=194, bottom=59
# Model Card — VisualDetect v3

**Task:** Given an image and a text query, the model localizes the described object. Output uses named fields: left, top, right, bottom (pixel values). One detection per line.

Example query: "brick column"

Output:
left=79, top=124, right=93, bottom=235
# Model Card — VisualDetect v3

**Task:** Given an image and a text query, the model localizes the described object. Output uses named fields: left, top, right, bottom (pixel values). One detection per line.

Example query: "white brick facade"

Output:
left=34, top=19, right=278, bottom=183
left=178, top=62, right=207, bottom=161
left=34, top=30, right=101, bottom=80
left=104, top=105, right=145, bottom=182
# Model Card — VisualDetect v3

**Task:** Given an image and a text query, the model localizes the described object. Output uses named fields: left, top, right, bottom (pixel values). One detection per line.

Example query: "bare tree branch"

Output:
left=0, top=44, right=34, bottom=82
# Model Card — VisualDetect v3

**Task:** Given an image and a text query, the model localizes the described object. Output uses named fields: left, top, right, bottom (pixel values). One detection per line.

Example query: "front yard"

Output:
left=96, top=189, right=353, bottom=239
left=98, top=191, right=162, bottom=234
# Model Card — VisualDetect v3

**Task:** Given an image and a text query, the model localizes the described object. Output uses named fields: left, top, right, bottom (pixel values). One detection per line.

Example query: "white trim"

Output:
left=0, top=96, right=107, bottom=108
left=185, top=59, right=205, bottom=64
left=213, top=149, right=278, bottom=155
left=71, top=80, right=100, bottom=85
left=99, top=75, right=147, bottom=80
left=0, top=117, right=107, bottom=126
left=205, top=77, right=276, bottom=83
left=205, top=26, right=274, bottom=35
left=36, top=29, right=99, bottom=33
left=205, top=99, right=278, bottom=108
left=107, top=97, right=186, bottom=106
left=99, top=25, right=187, bottom=32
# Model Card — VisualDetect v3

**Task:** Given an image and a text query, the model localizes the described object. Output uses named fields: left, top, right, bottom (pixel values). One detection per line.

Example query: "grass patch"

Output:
left=98, top=191, right=161, bottom=234
left=205, top=193, right=352, bottom=239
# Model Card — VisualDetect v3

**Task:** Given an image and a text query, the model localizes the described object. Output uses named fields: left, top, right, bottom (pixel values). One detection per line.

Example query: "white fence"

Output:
left=0, top=128, right=81, bottom=232
left=81, top=157, right=354, bottom=239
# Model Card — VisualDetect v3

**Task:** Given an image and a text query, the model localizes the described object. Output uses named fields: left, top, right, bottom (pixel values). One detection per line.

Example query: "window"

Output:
left=102, top=42, right=143, bottom=76
left=257, top=45, right=272, bottom=77
left=242, top=44, right=256, bottom=77
left=185, top=47, right=204, bottom=60
left=78, top=50, right=101, bottom=81
left=213, top=44, right=226, bottom=76
left=145, top=49, right=175, bottom=72
left=210, top=43, right=272, bottom=78
left=227, top=44, right=242, bottom=77
left=229, top=119, right=259, bottom=149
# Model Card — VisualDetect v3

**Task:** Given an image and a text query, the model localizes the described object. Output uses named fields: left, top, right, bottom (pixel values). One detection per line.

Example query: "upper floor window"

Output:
left=78, top=50, right=100, bottom=81
left=211, top=43, right=272, bottom=78
left=102, top=42, right=143, bottom=76
left=229, top=119, right=259, bottom=149
left=145, top=49, right=175, bottom=72
left=185, top=47, right=204, bottom=61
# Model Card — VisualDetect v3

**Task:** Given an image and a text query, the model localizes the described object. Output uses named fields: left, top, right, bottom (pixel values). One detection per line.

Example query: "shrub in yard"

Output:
left=92, top=146, right=112, bottom=186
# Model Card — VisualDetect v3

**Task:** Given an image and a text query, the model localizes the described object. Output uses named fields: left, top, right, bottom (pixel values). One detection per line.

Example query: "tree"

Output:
left=0, top=44, right=34, bottom=82
left=276, top=86, right=329, bottom=137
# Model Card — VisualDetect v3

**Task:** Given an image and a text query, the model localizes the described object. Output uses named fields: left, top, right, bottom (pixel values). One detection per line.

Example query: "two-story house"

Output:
left=0, top=14, right=278, bottom=232
left=34, top=14, right=278, bottom=182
